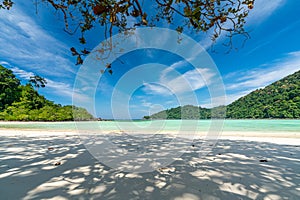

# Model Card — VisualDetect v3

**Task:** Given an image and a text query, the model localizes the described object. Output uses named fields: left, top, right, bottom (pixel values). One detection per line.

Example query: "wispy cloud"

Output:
left=142, top=83, right=172, bottom=96
left=10, top=66, right=34, bottom=79
left=225, top=51, right=300, bottom=104
left=144, top=66, right=215, bottom=97
left=141, top=100, right=152, bottom=108
left=166, top=68, right=212, bottom=93
left=10, top=66, right=91, bottom=104
left=139, top=57, right=219, bottom=111
left=0, top=61, right=9, bottom=66
left=247, top=0, right=285, bottom=24
left=198, top=0, right=286, bottom=50
left=46, top=79, right=73, bottom=97
left=0, top=5, right=75, bottom=77
left=200, top=89, right=251, bottom=108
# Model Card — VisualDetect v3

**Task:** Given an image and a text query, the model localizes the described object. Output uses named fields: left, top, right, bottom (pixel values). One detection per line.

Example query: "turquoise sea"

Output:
left=0, top=120, right=299, bottom=133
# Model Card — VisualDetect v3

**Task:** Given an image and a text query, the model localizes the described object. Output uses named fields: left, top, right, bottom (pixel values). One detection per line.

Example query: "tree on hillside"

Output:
left=1, top=0, right=255, bottom=66
left=16, top=84, right=48, bottom=110
left=0, top=65, right=21, bottom=111
left=0, top=65, right=95, bottom=121
left=226, top=70, right=300, bottom=119
left=29, top=75, right=47, bottom=90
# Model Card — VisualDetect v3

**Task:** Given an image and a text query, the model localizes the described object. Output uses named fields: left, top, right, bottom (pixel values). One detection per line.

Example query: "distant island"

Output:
left=0, top=65, right=94, bottom=121
left=145, top=70, right=300, bottom=119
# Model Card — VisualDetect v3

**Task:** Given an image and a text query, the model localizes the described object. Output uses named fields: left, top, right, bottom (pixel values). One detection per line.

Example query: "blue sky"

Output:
left=0, top=0, right=300, bottom=119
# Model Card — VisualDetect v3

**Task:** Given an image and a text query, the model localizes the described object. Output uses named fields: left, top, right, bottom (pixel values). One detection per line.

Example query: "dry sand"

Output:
left=0, top=129, right=299, bottom=200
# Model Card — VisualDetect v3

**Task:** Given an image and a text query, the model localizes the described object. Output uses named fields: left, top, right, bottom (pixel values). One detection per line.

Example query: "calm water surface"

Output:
left=0, top=120, right=299, bottom=132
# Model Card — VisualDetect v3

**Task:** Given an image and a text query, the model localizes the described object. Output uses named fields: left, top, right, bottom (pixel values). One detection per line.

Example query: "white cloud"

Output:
left=287, top=51, right=300, bottom=57
left=0, top=61, right=9, bottom=66
left=45, top=79, right=73, bottom=96
left=144, top=66, right=215, bottom=97
left=225, top=51, right=300, bottom=104
left=45, top=79, right=93, bottom=111
left=139, top=62, right=218, bottom=113
left=174, top=68, right=213, bottom=91
left=45, top=79, right=92, bottom=105
left=198, top=0, right=285, bottom=50
left=169, top=60, right=187, bottom=69
left=142, top=83, right=172, bottom=96
left=141, top=100, right=152, bottom=108
left=0, top=5, right=75, bottom=77
left=225, top=90, right=254, bottom=104
left=11, top=66, right=79, bottom=99
left=10, top=66, right=91, bottom=104
left=200, top=90, right=250, bottom=108
left=247, top=0, right=285, bottom=24
left=11, top=67, right=34, bottom=79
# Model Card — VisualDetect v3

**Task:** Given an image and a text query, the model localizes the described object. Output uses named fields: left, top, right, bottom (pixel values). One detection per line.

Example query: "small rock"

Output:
left=158, top=167, right=175, bottom=173
left=54, top=162, right=61, bottom=166
left=259, top=159, right=268, bottom=162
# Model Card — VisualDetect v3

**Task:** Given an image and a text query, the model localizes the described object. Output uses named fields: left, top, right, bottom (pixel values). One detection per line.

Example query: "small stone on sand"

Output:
left=54, top=162, right=61, bottom=166
left=259, top=159, right=268, bottom=162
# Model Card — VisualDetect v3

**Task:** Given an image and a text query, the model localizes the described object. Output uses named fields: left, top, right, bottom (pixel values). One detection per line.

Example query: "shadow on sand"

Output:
left=0, top=133, right=299, bottom=200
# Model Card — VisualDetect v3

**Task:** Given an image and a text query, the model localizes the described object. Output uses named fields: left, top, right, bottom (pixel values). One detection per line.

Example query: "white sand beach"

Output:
left=0, top=129, right=299, bottom=200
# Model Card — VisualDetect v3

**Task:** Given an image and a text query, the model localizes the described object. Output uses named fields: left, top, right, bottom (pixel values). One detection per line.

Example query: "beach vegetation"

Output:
left=0, top=65, right=94, bottom=121
left=0, top=65, right=21, bottom=111
left=29, top=75, right=47, bottom=90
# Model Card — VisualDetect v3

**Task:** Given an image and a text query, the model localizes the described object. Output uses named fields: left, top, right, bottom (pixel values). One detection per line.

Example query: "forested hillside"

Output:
left=226, top=70, right=300, bottom=118
left=150, top=105, right=211, bottom=119
left=0, top=65, right=94, bottom=121
left=146, top=70, right=300, bottom=119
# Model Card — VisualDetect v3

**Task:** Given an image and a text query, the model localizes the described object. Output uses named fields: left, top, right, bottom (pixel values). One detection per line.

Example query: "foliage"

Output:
left=29, top=75, right=47, bottom=89
left=149, top=105, right=211, bottom=119
left=0, top=65, right=94, bottom=121
left=73, top=106, right=95, bottom=121
left=0, top=65, right=20, bottom=111
left=0, top=0, right=255, bottom=66
left=143, top=115, right=150, bottom=120
left=148, top=70, right=300, bottom=119
left=226, top=70, right=300, bottom=119
left=0, top=0, right=13, bottom=10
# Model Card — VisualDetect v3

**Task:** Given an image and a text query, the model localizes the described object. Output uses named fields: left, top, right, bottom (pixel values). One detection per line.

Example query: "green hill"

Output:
left=226, top=70, right=300, bottom=118
left=150, top=105, right=211, bottom=119
left=146, top=70, right=300, bottom=119
left=0, top=65, right=94, bottom=121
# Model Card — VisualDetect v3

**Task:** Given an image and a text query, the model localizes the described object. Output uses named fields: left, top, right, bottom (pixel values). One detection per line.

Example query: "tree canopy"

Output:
left=0, top=65, right=94, bottom=121
left=226, top=70, right=300, bottom=119
left=29, top=75, right=47, bottom=90
left=1, top=0, right=255, bottom=65
left=0, top=65, right=20, bottom=111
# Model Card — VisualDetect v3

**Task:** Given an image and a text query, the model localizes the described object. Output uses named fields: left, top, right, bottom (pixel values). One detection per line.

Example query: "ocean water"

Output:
left=0, top=120, right=299, bottom=133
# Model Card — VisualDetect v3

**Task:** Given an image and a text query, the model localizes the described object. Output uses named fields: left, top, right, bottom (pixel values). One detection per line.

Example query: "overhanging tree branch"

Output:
left=1, top=0, right=256, bottom=69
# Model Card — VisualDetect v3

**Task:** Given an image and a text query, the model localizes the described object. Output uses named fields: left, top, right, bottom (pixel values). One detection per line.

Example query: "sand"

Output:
left=0, top=129, right=299, bottom=200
